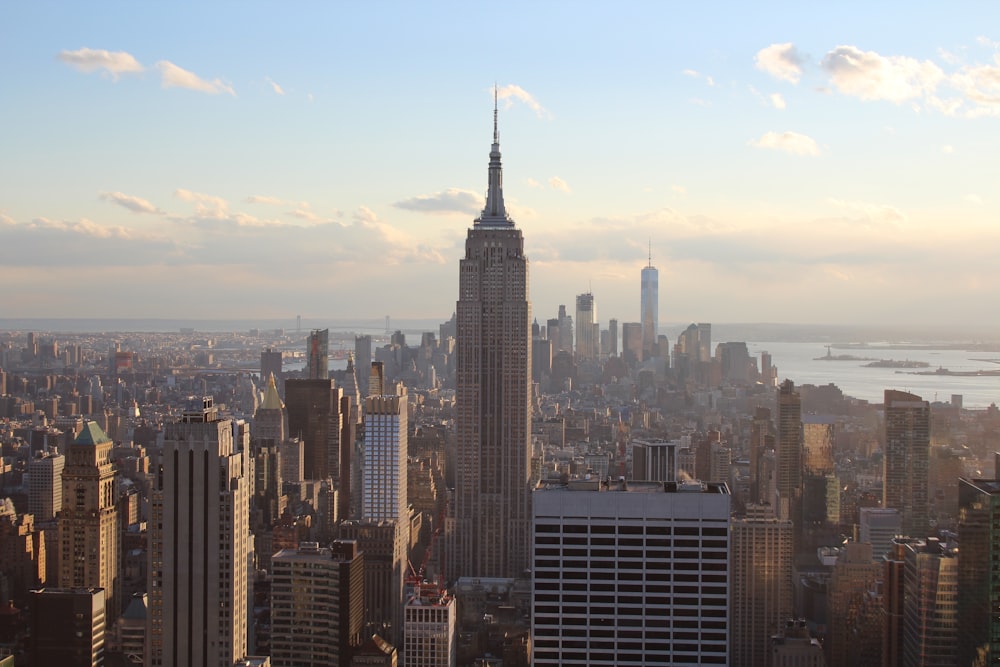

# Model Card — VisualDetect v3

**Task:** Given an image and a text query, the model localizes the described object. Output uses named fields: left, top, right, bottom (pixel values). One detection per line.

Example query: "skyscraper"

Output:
left=30, top=587, right=107, bottom=667
left=532, top=479, right=730, bottom=665
left=403, top=583, right=456, bottom=667
left=775, top=380, right=802, bottom=524
left=355, top=335, right=372, bottom=397
left=58, top=422, right=121, bottom=620
left=574, top=292, right=597, bottom=361
left=270, top=540, right=364, bottom=667
left=285, top=378, right=342, bottom=481
left=454, top=99, right=532, bottom=580
left=308, top=328, right=330, bottom=380
left=260, top=347, right=283, bottom=397
left=362, top=391, right=408, bottom=523
left=640, top=247, right=658, bottom=359
left=957, top=478, right=1000, bottom=665
left=148, top=397, right=252, bottom=667
left=28, top=451, right=64, bottom=521
left=883, top=389, right=930, bottom=537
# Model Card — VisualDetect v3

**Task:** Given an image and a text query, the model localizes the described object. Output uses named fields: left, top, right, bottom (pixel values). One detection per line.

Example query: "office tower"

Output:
left=148, top=397, right=252, bottom=667
left=531, top=337, right=553, bottom=383
left=454, top=101, right=532, bottom=580
left=775, top=380, right=802, bottom=523
left=899, top=537, right=958, bottom=666
left=28, top=451, right=65, bottom=521
left=339, top=392, right=359, bottom=521
left=30, top=587, right=106, bottom=667
left=557, top=305, right=573, bottom=354
left=826, top=542, right=882, bottom=667
left=717, top=341, right=751, bottom=384
left=355, top=335, right=373, bottom=397
left=403, top=583, right=456, bottom=667
left=338, top=520, right=406, bottom=644
left=957, top=478, right=1000, bottom=665
left=270, top=540, right=365, bottom=667
left=882, top=537, right=915, bottom=667
left=641, top=249, right=658, bottom=359
left=608, top=318, right=618, bottom=357
left=574, top=292, right=597, bottom=361
left=369, top=361, right=385, bottom=399
left=308, top=328, right=330, bottom=379
left=883, top=389, right=930, bottom=537
left=532, top=479, right=730, bottom=665
left=279, top=437, right=304, bottom=487
left=771, top=620, right=825, bottom=667
left=285, top=378, right=342, bottom=481
left=630, top=439, right=679, bottom=482
left=260, top=347, right=283, bottom=397
left=363, top=391, right=408, bottom=522
left=620, top=322, right=642, bottom=366
left=749, top=407, right=773, bottom=506
left=859, top=507, right=901, bottom=560
left=802, top=418, right=839, bottom=532
left=58, top=422, right=121, bottom=620
left=730, top=505, right=794, bottom=667
left=254, top=373, right=287, bottom=442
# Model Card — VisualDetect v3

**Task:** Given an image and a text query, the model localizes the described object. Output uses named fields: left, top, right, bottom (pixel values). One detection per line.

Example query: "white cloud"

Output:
left=496, top=84, right=550, bottom=118
left=156, top=61, right=235, bottom=96
left=826, top=198, right=906, bottom=226
left=174, top=188, right=229, bottom=217
left=100, top=191, right=164, bottom=215
left=548, top=176, right=571, bottom=193
left=820, top=45, right=943, bottom=103
left=393, top=188, right=482, bottom=215
left=287, top=207, right=336, bottom=223
left=749, top=130, right=820, bottom=156
left=949, top=61, right=1000, bottom=116
left=246, top=195, right=287, bottom=206
left=683, top=69, right=715, bottom=86
left=770, top=93, right=787, bottom=109
left=57, top=48, right=144, bottom=79
left=526, top=178, right=542, bottom=189
left=755, top=43, right=805, bottom=84
left=265, top=77, right=285, bottom=95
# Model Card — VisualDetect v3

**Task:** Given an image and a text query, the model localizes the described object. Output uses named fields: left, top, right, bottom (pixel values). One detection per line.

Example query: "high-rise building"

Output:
left=749, top=407, right=773, bottom=506
left=260, top=347, right=283, bottom=397
left=403, top=583, right=456, bottom=667
left=883, top=389, right=930, bottom=537
left=859, top=507, right=901, bottom=560
left=285, top=378, right=342, bottom=482
left=630, top=439, right=679, bottom=482
left=308, top=328, right=330, bottom=380
left=29, top=587, right=106, bottom=667
left=254, top=373, right=287, bottom=442
left=771, top=620, right=825, bottom=667
left=826, top=542, right=882, bottom=667
left=532, top=478, right=730, bottom=665
left=775, top=380, right=802, bottom=524
left=270, top=540, right=365, bottom=667
left=338, top=520, right=407, bottom=645
left=640, top=249, right=658, bottom=359
left=557, top=305, right=573, bottom=355
left=730, top=505, right=794, bottom=667
left=574, top=292, right=597, bottom=361
left=454, top=100, right=531, bottom=580
left=58, top=422, right=121, bottom=620
left=957, top=478, right=1000, bottom=665
left=621, top=322, right=643, bottom=367
left=363, top=391, right=408, bottom=523
left=608, top=318, right=618, bottom=357
left=900, top=537, right=958, bottom=666
left=148, top=397, right=252, bottom=667
left=355, top=335, right=373, bottom=397
left=28, top=451, right=64, bottom=521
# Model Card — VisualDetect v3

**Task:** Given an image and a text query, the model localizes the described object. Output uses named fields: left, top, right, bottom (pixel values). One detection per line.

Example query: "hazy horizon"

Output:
left=4, top=4, right=1000, bottom=326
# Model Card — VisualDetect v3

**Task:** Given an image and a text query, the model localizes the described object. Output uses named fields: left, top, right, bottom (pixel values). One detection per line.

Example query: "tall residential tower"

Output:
left=454, top=99, right=532, bottom=579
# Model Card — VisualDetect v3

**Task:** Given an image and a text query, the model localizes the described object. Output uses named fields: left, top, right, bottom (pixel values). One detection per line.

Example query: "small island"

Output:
left=814, top=346, right=875, bottom=362
left=863, top=359, right=930, bottom=368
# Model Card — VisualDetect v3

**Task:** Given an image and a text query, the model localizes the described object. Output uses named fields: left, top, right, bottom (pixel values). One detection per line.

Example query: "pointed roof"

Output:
left=475, top=86, right=513, bottom=228
left=74, top=421, right=112, bottom=447
left=121, top=594, right=148, bottom=620
left=261, top=372, right=285, bottom=410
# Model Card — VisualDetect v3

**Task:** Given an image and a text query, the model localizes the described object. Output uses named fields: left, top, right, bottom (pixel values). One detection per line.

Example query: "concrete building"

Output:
left=147, top=397, right=252, bottom=667
left=730, top=505, right=794, bottom=667
left=640, top=251, right=658, bottom=359
left=285, top=378, right=342, bottom=482
left=532, top=478, right=730, bottom=665
left=826, top=542, right=882, bottom=667
left=403, top=583, right=456, bottom=667
left=362, top=391, right=408, bottom=523
left=630, top=439, right=679, bottom=482
left=260, top=347, right=283, bottom=397
left=771, top=619, right=825, bottom=667
left=574, top=292, right=597, bottom=361
left=883, top=390, right=930, bottom=537
left=29, top=587, right=106, bottom=667
left=28, top=451, right=64, bottom=521
left=901, top=537, right=958, bottom=666
left=58, top=422, right=121, bottom=620
left=338, top=520, right=407, bottom=645
left=957, top=478, right=1000, bottom=665
left=859, top=507, right=901, bottom=560
left=270, top=541, right=364, bottom=667
left=454, top=101, right=532, bottom=580
left=775, top=380, right=802, bottom=524
left=355, top=335, right=373, bottom=398
left=307, top=328, right=329, bottom=380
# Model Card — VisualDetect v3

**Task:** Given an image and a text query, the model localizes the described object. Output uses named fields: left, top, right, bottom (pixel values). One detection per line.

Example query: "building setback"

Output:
left=532, top=479, right=730, bottom=665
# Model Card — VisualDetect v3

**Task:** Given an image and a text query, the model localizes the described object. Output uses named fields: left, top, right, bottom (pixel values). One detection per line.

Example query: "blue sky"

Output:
left=3, top=2, right=1000, bottom=327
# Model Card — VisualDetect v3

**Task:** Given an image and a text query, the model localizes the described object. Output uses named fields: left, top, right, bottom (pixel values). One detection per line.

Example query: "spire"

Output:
left=261, top=372, right=284, bottom=410
left=648, top=239, right=652, bottom=268
left=477, top=85, right=512, bottom=227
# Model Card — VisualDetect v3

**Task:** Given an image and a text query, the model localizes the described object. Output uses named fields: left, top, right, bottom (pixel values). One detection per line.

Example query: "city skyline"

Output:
left=4, top=4, right=1000, bottom=326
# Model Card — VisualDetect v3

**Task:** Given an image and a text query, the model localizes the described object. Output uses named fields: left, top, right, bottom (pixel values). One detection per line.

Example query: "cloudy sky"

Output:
left=3, top=3, right=1000, bottom=328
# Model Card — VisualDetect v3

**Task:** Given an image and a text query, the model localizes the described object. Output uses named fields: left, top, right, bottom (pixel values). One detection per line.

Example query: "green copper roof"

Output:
left=73, top=421, right=112, bottom=447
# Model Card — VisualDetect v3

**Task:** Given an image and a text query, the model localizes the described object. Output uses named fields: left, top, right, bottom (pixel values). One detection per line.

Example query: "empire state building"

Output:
left=453, top=100, right=532, bottom=579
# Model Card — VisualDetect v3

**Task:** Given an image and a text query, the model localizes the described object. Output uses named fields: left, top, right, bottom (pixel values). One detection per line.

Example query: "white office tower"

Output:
left=362, top=390, right=408, bottom=522
left=147, top=397, right=253, bottom=667
left=403, top=582, right=457, bottom=667
left=532, top=478, right=731, bottom=665
left=28, top=451, right=65, bottom=521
